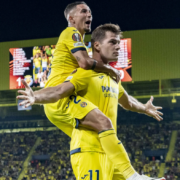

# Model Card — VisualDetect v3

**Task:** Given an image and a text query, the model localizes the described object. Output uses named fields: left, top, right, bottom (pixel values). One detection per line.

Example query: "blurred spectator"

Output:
left=41, top=54, right=49, bottom=72
left=33, top=53, right=42, bottom=80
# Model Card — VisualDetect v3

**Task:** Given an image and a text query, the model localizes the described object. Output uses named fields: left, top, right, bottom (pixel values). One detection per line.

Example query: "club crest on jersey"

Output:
left=71, top=69, right=77, bottom=74
left=80, top=102, right=87, bottom=107
left=72, top=33, right=81, bottom=42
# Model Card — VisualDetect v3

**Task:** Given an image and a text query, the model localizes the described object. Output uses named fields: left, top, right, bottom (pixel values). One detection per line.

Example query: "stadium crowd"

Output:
left=0, top=132, right=37, bottom=180
left=164, top=130, right=180, bottom=180
left=117, top=123, right=174, bottom=178
left=0, top=122, right=179, bottom=180
left=23, top=131, right=74, bottom=180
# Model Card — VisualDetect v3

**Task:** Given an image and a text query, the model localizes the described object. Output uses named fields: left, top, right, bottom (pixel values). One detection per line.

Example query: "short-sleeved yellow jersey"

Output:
left=65, top=68, right=125, bottom=153
left=45, top=27, right=87, bottom=88
left=34, top=58, right=41, bottom=68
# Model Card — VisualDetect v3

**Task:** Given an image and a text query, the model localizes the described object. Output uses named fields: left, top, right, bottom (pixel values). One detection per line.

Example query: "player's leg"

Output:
left=71, top=152, right=114, bottom=180
left=44, top=100, right=75, bottom=137
left=45, top=95, right=134, bottom=179
left=64, top=95, right=135, bottom=179
left=80, top=108, right=136, bottom=179
left=79, top=108, right=166, bottom=180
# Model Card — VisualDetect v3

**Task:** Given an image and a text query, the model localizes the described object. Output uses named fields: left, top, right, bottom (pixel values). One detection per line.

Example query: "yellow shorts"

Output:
left=71, top=152, right=125, bottom=180
left=44, top=94, right=98, bottom=137
left=71, top=152, right=114, bottom=180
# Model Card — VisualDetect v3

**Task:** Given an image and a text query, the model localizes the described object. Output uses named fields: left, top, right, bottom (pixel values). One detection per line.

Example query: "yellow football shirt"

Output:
left=66, top=68, right=125, bottom=153
left=33, top=48, right=41, bottom=56
left=34, top=58, right=41, bottom=68
left=51, top=48, right=55, bottom=56
left=45, top=27, right=87, bottom=88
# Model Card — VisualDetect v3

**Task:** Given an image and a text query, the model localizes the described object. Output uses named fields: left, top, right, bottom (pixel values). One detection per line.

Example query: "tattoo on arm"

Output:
left=76, top=56, right=81, bottom=61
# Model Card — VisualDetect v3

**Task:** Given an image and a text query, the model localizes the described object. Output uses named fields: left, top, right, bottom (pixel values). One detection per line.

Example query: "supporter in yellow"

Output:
left=18, top=23, right=164, bottom=180
left=33, top=53, right=42, bottom=79
left=51, top=45, right=56, bottom=56
left=33, top=46, right=41, bottom=56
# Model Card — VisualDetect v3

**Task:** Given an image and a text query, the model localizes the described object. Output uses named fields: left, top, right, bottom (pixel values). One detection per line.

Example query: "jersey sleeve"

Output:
left=118, top=81, right=125, bottom=99
left=61, top=29, right=86, bottom=54
left=64, top=68, right=93, bottom=93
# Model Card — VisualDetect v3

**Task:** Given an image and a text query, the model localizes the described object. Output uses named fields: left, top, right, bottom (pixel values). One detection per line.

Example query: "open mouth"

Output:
left=85, top=20, right=91, bottom=25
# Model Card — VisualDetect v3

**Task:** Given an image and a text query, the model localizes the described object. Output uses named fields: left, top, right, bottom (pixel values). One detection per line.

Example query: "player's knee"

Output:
left=96, top=115, right=112, bottom=131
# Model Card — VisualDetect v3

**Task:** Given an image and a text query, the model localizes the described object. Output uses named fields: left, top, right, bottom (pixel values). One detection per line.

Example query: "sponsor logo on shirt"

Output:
left=101, top=86, right=118, bottom=94
left=99, top=76, right=104, bottom=79
left=81, top=174, right=88, bottom=179
left=101, top=86, right=119, bottom=99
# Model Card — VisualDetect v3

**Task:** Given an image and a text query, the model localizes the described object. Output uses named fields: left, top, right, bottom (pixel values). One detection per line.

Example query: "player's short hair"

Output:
left=91, top=24, right=122, bottom=51
left=64, top=1, right=87, bottom=20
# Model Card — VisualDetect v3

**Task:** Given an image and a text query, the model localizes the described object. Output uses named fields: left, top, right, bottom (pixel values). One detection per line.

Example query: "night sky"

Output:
left=1, top=0, right=180, bottom=42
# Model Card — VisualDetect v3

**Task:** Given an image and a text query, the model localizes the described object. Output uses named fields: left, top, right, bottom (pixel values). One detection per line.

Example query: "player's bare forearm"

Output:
left=17, top=80, right=75, bottom=107
left=127, top=95, right=146, bottom=114
left=34, top=82, right=75, bottom=104
left=119, top=91, right=163, bottom=121
left=118, top=92, right=146, bottom=114
left=82, top=57, right=116, bottom=76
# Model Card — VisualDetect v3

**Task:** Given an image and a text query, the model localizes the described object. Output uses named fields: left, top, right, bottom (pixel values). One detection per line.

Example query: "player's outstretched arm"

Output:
left=72, top=50, right=120, bottom=83
left=17, top=80, right=75, bottom=107
left=118, top=90, right=163, bottom=121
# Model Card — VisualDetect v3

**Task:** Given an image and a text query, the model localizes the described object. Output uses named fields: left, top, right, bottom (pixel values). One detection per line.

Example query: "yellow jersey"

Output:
left=65, top=68, right=125, bottom=153
left=45, top=27, right=87, bottom=88
left=34, top=57, right=41, bottom=68
left=51, top=48, right=55, bottom=56
left=33, top=48, right=41, bottom=56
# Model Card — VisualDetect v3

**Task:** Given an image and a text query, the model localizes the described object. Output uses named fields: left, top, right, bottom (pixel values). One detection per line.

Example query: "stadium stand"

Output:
left=0, top=132, right=37, bottom=180
left=164, top=130, right=180, bottom=180
left=23, top=131, right=74, bottom=180
left=0, top=122, right=179, bottom=180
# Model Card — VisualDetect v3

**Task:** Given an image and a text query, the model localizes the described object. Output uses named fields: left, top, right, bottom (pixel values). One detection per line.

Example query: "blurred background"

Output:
left=0, top=0, right=180, bottom=180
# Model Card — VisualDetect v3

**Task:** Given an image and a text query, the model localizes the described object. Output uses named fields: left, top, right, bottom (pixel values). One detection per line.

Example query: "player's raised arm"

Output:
left=118, top=90, right=163, bottom=121
left=17, top=80, right=75, bottom=107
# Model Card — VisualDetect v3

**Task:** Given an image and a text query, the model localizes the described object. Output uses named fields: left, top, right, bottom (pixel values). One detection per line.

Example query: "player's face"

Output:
left=73, top=4, right=92, bottom=33
left=99, top=31, right=120, bottom=63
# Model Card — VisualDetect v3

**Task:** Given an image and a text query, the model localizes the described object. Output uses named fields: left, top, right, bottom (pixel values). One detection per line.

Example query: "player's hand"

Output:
left=144, top=96, right=163, bottom=121
left=16, top=79, right=35, bottom=107
left=109, top=67, right=121, bottom=83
